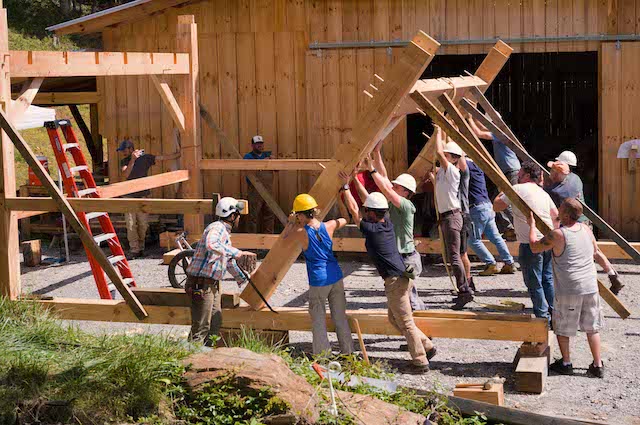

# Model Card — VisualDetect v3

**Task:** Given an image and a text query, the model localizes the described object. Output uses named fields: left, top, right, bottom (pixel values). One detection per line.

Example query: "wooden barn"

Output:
left=43, top=0, right=640, bottom=240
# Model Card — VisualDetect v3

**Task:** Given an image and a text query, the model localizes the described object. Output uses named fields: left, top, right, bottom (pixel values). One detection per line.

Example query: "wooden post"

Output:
left=21, top=239, right=41, bottom=267
left=176, top=15, right=203, bottom=235
left=89, top=104, right=104, bottom=166
left=0, top=3, right=20, bottom=300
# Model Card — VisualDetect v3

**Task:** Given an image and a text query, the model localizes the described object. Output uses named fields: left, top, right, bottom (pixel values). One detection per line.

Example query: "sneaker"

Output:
left=587, top=362, right=604, bottom=378
left=479, top=264, right=498, bottom=276
left=451, top=292, right=474, bottom=310
left=499, top=263, right=517, bottom=274
left=549, top=358, right=574, bottom=375
left=409, top=360, right=430, bottom=373
left=609, top=273, right=625, bottom=295
left=426, top=346, right=437, bottom=361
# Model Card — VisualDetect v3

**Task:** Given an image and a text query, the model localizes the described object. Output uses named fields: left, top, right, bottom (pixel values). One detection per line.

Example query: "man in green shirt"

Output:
left=353, top=144, right=424, bottom=310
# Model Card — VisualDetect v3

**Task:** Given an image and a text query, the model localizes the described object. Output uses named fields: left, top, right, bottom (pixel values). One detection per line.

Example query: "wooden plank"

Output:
left=468, top=0, right=484, bottom=54
left=0, top=108, right=147, bottom=319
left=10, top=77, right=43, bottom=121
left=293, top=31, right=307, bottom=196
left=557, top=0, right=572, bottom=52
left=7, top=51, right=191, bottom=77
left=131, top=287, right=240, bottom=309
left=7, top=197, right=217, bottom=214
left=12, top=91, right=101, bottom=105
left=35, top=299, right=548, bottom=343
left=177, top=15, right=203, bottom=235
left=150, top=75, right=186, bottom=132
left=0, top=7, right=20, bottom=300
left=274, top=31, right=298, bottom=212
left=21, top=239, right=41, bottom=267
left=241, top=32, right=439, bottom=309
left=202, top=159, right=329, bottom=171
left=456, top=0, right=470, bottom=55
left=515, top=351, right=548, bottom=393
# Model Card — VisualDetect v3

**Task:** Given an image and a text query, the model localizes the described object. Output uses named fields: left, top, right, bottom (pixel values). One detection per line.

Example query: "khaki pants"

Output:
left=384, top=276, right=433, bottom=364
left=125, top=211, right=149, bottom=253
left=308, top=280, right=354, bottom=355
left=247, top=185, right=275, bottom=234
left=186, top=276, right=222, bottom=346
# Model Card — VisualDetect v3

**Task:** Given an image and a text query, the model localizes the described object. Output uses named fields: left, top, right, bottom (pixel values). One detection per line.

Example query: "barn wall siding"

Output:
left=99, top=0, right=640, bottom=238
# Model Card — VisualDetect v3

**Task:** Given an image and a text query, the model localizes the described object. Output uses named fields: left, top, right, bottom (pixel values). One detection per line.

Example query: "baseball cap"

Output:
left=116, top=139, right=134, bottom=151
left=251, top=135, right=264, bottom=144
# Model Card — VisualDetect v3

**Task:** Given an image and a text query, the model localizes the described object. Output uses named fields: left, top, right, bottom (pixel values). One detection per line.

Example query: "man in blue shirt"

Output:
left=466, top=159, right=516, bottom=276
left=468, top=117, right=520, bottom=240
left=243, top=135, right=275, bottom=234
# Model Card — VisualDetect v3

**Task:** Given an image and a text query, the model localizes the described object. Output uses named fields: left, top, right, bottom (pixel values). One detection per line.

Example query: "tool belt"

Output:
left=439, top=208, right=461, bottom=218
left=186, top=275, right=219, bottom=302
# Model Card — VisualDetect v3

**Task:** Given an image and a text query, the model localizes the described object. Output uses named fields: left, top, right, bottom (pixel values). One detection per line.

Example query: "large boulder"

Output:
left=182, top=348, right=426, bottom=425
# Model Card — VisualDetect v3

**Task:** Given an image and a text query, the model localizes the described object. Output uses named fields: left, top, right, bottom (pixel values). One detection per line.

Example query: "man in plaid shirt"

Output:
left=186, top=197, right=256, bottom=345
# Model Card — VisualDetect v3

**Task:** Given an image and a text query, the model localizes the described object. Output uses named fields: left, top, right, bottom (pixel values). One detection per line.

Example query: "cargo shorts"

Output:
left=552, top=292, right=603, bottom=337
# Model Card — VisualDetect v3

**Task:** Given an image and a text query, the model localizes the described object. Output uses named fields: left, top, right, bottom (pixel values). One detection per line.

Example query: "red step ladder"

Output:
left=45, top=119, right=137, bottom=299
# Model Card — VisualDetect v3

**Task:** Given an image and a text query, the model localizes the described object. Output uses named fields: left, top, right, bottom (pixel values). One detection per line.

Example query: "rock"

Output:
left=182, top=348, right=427, bottom=425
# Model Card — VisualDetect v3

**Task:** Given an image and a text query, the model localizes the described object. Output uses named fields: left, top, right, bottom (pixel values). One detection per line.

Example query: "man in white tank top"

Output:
left=526, top=198, right=604, bottom=378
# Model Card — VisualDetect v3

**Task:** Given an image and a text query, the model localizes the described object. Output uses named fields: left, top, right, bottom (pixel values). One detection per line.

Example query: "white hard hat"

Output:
left=216, top=197, right=244, bottom=218
left=443, top=141, right=464, bottom=157
left=556, top=151, right=577, bottom=166
left=392, top=173, right=417, bottom=193
left=363, top=192, right=389, bottom=210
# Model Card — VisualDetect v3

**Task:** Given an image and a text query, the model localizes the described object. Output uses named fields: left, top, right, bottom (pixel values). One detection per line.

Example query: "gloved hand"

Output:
left=609, top=271, right=625, bottom=295
left=236, top=251, right=257, bottom=273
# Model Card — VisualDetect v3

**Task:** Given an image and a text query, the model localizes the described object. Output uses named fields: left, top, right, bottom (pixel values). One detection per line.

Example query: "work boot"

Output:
left=129, top=251, right=143, bottom=259
left=426, top=347, right=438, bottom=361
left=609, top=273, right=625, bottom=295
left=499, top=263, right=517, bottom=274
left=469, top=277, right=476, bottom=292
left=587, top=361, right=605, bottom=379
left=409, top=359, right=430, bottom=373
left=502, top=228, right=517, bottom=241
left=549, top=358, right=574, bottom=375
left=451, top=292, right=474, bottom=310
left=479, top=264, right=498, bottom=276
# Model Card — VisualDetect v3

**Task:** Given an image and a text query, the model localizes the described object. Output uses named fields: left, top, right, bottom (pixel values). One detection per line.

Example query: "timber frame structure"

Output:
left=1, top=3, right=634, bottom=393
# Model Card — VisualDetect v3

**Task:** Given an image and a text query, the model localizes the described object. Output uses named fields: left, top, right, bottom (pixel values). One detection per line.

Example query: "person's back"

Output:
left=545, top=172, right=587, bottom=222
left=511, top=182, right=555, bottom=243
left=303, top=222, right=343, bottom=287
left=553, top=224, right=598, bottom=295
left=361, top=218, right=406, bottom=279
left=388, top=198, right=416, bottom=255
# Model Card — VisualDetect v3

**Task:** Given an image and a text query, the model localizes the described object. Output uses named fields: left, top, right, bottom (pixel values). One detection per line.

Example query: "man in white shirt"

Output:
left=429, top=127, right=473, bottom=310
left=494, top=161, right=558, bottom=321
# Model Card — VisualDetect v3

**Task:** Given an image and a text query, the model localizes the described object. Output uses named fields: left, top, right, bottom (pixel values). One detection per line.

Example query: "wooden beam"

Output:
left=48, top=0, right=196, bottom=36
left=16, top=170, right=189, bottom=219
left=6, top=197, right=220, bottom=214
left=200, top=158, right=335, bottom=171
left=11, top=91, right=101, bottom=105
left=242, top=32, right=439, bottom=309
left=10, top=77, right=43, bottom=121
left=0, top=108, right=147, bottom=319
left=200, top=106, right=288, bottom=226
left=0, top=6, right=20, bottom=300
left=229, top=234, right=639, bottom=260
left=412, top=91, right=631, bottom=320
left=7, top=51, right=190, bottom=78
left=176, top=16, right=203, bottom=235
left=89, top=104, right=103, bottom=164
left=150, top=74, right=185, bottom=132
left=35, top=299, right=549, bottom=343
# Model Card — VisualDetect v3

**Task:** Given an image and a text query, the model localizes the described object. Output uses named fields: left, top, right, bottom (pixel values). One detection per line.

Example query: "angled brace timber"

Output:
left=466, top=88, right=640, bottom=266
left=199, top=105, right=288, bottom=226
left=242, top=31, right=440, bottom=310
left=10, top=77, right=43, bottom=122
left=151, top=75, right=186, bottom=132
left=412, top=91, right=631, bottom=320
left=68, top=104, right=99, bottom=164
left=0, top=108, right=148, bottom=320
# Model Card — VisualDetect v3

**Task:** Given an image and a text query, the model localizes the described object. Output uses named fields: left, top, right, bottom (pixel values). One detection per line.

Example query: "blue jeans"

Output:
left=467, top=202, right=514, bottom=265
left=519, top=243, right=554, bottom=320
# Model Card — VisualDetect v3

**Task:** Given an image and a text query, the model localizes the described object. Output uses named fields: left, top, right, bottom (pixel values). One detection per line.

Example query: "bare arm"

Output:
left=325, top=218, right=348, bottom=237
left=586, top=225, right=614, bottom=272
left=121, top=150, right=142, bottom=180
left=342, top=184, right=361, bottom=225
left=528, top=212, right=563, bottom=253
left=352, top=173, right=370, bottom=206
left=366, top=155, right=403, bottom=208
left=550, top=207, right=559, bottom=229
left=458, top=153, right=468, bottom=173
left=337, top=195, right=350, bottom=224
left=435, top=126, right=450, bottom=171
left=493, top=193, right=508, bottom=212
left=467, top=116, right=493, bottom=140
left=372, top=141, right=388, bottom=179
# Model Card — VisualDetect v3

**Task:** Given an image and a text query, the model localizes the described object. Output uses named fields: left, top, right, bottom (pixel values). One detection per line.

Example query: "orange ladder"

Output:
left=45, top=119, right=137, bottom=299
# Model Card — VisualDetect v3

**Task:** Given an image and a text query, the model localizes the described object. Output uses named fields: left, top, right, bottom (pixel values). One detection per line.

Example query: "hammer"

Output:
left=455, top=377, right=505, bottom=390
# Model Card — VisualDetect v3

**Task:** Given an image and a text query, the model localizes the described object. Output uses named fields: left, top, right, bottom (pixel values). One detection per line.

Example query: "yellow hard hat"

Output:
left=292, top=194, right=318, bottom=213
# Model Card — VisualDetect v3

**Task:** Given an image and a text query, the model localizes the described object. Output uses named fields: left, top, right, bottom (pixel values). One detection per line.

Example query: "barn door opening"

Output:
left=407, top=52, right=598, bottom=236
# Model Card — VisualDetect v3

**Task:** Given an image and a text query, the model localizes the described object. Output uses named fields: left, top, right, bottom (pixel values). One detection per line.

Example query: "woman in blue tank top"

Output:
left=283, top=193, right=354, bottom=355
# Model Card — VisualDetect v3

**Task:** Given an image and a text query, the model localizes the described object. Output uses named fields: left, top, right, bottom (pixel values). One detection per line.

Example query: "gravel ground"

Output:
left=19, top=245, right=640, bottom=424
